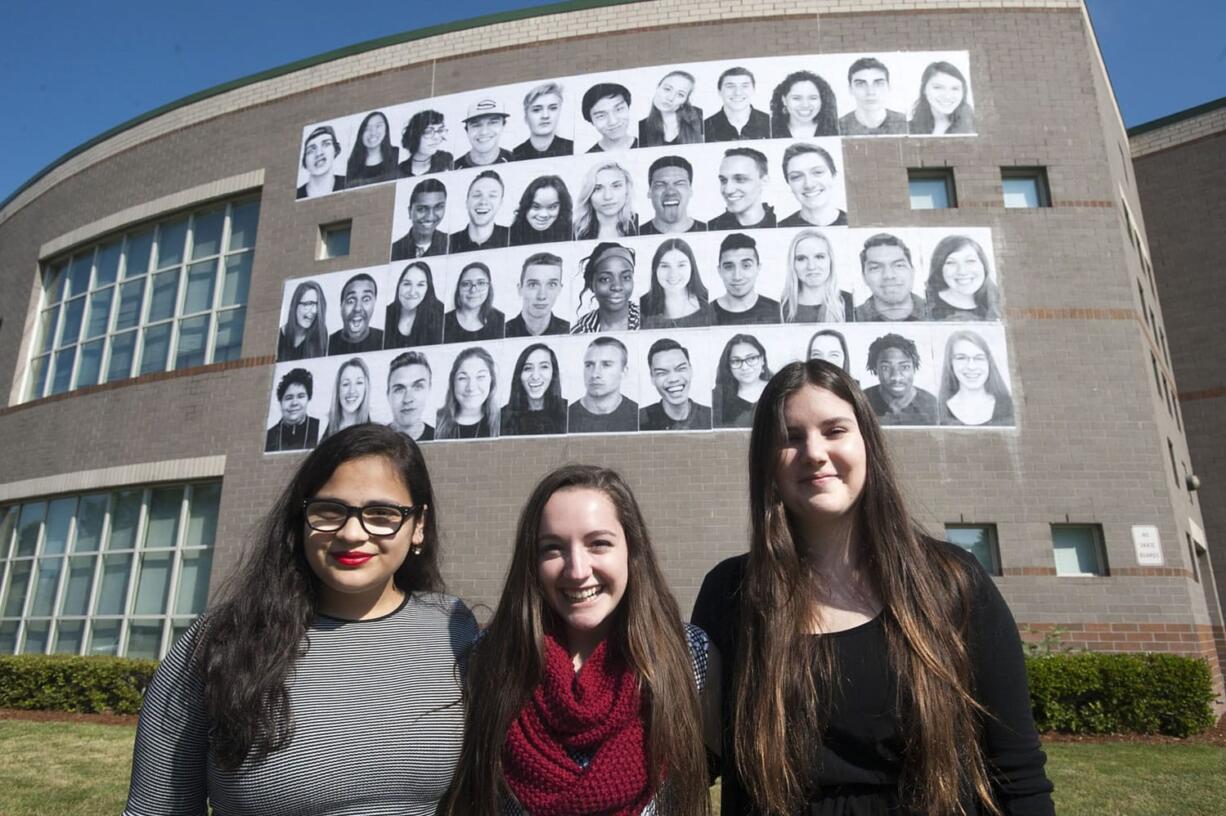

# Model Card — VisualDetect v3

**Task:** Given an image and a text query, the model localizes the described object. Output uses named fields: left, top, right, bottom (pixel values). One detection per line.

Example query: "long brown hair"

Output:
left=441, top=464, right=708, bottom=816
left=735, top=360, right=999, bottom=815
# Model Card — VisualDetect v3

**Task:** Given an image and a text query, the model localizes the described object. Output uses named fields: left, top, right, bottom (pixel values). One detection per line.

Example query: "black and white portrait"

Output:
left=838, top=56, right=910, bottom=136
left=709, top=146, right=777, bottom=231
left=389, top=177, right=449, bottom=261
left=500, top=341, right=568, bottom=436
left=448, top=169, right=511, bottom=253
left=704, top=65, right=771, bottom=142
left=862, top=329, right=939, bottom=427
left=511, top=81, right=575, bottom=161
left=935, top=325, right=1013, bottom=426
left=580, top=80, right=638, bottom=153
left=711, top=232, right=781, bottom=325
left=852, top=231, right=928, bottom=322
left=567, top=335, right=639, bottom=434
left=265, top=366, right=322, bottom=452
left=504, top=250, right=573, bottom=338
left=385, top=349, right=437, bottom=442
left=327, top=271, right=385, bottom=355
left=296, top=125, right=346, bottom=199
left=384, top=261, right=445, bottom=349
left=277, top=278, right=329, bottom=361
left=638, top=335, right=712, bottom=432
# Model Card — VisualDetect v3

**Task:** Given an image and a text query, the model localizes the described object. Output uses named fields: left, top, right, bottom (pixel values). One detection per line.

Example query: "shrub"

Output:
left=0, top=654, right=158, bottom=715
left=1026, top=652, right=1216, bottom=737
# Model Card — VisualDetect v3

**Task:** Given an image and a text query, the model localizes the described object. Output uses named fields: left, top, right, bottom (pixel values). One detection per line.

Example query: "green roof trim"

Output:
left=1, top=0, right=645, bottom=213
left=1128, top=95, right=1226, bottom=137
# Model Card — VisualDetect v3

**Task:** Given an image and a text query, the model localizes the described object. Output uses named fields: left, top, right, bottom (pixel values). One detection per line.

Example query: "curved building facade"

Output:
left=0, top=0, right=1219, bottom=687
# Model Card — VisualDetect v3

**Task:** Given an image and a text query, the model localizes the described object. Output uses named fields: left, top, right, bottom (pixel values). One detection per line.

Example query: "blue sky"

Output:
left=1, top=0, right=1222, bottom=201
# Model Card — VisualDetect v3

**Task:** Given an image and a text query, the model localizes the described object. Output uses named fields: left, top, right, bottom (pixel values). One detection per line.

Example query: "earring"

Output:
left=410, top=545, right=423, bottom=555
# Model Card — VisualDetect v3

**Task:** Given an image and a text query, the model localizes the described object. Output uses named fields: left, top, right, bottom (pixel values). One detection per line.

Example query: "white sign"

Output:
left=1131, top=525, right=1164, bottom=566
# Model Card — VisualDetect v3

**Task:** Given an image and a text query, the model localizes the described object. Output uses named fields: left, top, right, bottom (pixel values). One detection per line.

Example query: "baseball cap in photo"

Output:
left=464, top=98, right=509, bottom=122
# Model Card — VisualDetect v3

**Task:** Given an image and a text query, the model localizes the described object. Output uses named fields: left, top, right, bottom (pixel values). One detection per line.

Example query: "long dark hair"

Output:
left=453, top=261, right=495, bottom=326
left=196, top=425, right=443, bottom=768
left=387, top=261, right=443, bottom=324
left=909, top=61, right=974, bottom=134
left=937, top=329, right=1013, bottom=406
left=735, top=360, right=999, bottom=815
left=925, top=235, right=1001, bottom=319
left=440, top=465, right=709, bottom=816
left=714, top=333, right=771, bottom=421
left=509, top=175, right=573, bottom=245
left=435, top=346, right=500, bottom=438
left=641, top=237, right=709, bottom=317
left=639, top=70, right=704, bottom=147
left=505, top=343, right=565, bottom=417
left=769, top=70, right=839, bottom=136
left=281, top=280, right=328, bottom=359
left=347, top=110, right=397, bottom=180
left=402, top=108, right=445, bottom=155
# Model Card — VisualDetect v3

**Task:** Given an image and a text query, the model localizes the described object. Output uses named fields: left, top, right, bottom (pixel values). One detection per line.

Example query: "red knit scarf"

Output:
left=502, top=633, right=651, bottom=816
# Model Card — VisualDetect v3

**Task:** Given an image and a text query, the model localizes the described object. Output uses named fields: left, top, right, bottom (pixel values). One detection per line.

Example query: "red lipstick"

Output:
left=331, top=551, right=373, bottom=567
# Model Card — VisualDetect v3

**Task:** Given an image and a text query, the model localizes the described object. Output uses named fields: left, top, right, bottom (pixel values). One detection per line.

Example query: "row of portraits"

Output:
left=263, top=322, right=1014, bottom=452
left=295, top=51, right=976, bottom=199
left=274, top=226, right=1002, bottom=363
left=383, top=140, right=851, bottom=256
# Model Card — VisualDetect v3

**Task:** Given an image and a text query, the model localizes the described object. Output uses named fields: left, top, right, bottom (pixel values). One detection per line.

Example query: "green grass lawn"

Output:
left=2, top=719, right=1223, bottom=815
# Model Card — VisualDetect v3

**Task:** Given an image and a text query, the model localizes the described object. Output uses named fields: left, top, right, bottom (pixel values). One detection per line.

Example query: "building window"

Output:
left=908, top=169, right=957, bottom=209
left=0, top=482, right=220, bottom=658
left=1051, top=524, right=1108, bottom=576
left=1167, top=439, right=1179, bottom=488
left=1187, top=534, right=1200, bottom=583
left=319, top=221, right=352, bottom=259
left=1001, top=167, right=1051, bottom=208
left=946, top=524, right=1001, bottom=575
left=27, top=198, right=258, bottom=402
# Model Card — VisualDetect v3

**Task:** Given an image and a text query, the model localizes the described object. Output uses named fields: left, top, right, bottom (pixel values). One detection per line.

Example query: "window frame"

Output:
left=945, top=523, right=1002, bottom=576
left=907, top=167, right=958, bottom=210
left=1050, top=523, right=1109, bottom=577
left=318, top=220, right=353, bottom=260
left=1001, top=166, right=1052, bottom=208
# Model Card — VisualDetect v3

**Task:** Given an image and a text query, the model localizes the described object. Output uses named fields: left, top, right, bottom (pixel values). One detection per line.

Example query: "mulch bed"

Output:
left=0, top=707, right=138, bottom=727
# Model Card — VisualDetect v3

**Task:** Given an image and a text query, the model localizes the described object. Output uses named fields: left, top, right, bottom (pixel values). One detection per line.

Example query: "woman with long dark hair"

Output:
left=509, top=175, right=574, bottom=246
left=444, top=261, right=506, bottom=343
left=938, top=329, right=1015, bottom=426
left=385, top=261, right=445, bottom=348
left=909, top=61, right=976, bottom=135
left=925, top=234, right=1002, bottom=321
left=693, top=360, right=1052, bottom=815
left=435, top=346, right=500, bottom=439
left=277, top=280, right=328, bottom=360
left=499, top=343, right=567, bottom=436
left=346, top=110, right=399, bottom=187
left=125, top=424, right=477, bottom=814
left=398, top=109, right=454, bottom=177
left=441, top=464, right=716, bottom=816
left=807, top=328, right=850, bottom=371
left=713, top=333, right=771, bottom=429
left=638, top=70, right=704, bottom=147
left=769, top=70, right=839, bottom=138
left=640, top=237, right=712, bottom=329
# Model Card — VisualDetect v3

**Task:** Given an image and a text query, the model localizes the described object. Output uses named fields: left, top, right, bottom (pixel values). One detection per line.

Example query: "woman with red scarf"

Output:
left=442, top=464, right=717, bottom=816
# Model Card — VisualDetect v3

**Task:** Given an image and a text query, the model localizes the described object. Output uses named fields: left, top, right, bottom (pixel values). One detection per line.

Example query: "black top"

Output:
left=639, top=400, right=712, bottom=432
left=511, top=137, right=574, bottom=161
left=328, top=329, right=384, bottom=356
left=453, top=149, right=513, bottom=169
left=703, top=108, right=771, bottom=142
left=296, top=175, right=345, bottom=199
left=586, top=138, right=639, bottom=153
left=708, top=205, right=777, bottom=231
left=264, top=416, right=320, bottom=452
left=692, top=547, right=1054, bottom=816
left=499, top=405, right=566, bottom=436
left=639, top=218, right=707, bottom=235
left=567, top=397, right=638, bottom=434
left=448, top=225, right=510, bottom=254
left=713, top=393, right=756, bottom=428
left=780, top=209, right=848, bottom=228
left=504, top=313, right=571, bottom=338
left=389, top=230, right=447, bottom=261
left=384, top=301, right=444, bottom=348
left=443, top=310, right=505, bottom=343
left=397, top=151, right=453, bottom=177
left=712, top=296, right=780, bottom=326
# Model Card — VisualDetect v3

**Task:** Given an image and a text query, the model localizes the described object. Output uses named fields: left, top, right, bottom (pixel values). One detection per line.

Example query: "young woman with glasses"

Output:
left=125, top=424, right=477, bottom=816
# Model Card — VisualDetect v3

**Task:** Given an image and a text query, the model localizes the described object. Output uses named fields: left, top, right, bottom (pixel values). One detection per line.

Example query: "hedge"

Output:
left=1025, top=652, right=1216, bottom=737
left=0, top=654, right=158, bottom=715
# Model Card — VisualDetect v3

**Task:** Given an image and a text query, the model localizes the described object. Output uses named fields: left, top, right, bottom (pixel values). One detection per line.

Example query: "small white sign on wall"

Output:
left=1131, top=525, right=1164, bottom=566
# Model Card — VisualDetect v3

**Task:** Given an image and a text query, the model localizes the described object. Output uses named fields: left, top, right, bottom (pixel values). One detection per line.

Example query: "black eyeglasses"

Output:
left=302, top=499, right=424, bottom=536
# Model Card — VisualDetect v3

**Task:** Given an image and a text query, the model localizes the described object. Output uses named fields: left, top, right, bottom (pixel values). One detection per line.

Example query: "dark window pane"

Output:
left=105, top=331, right=137, bottom=383
left=26, top=355, right=50, bottom=401
left=44, top=263, right=66, bottom=302
left=29, top=557, right=63, bottom=616
left=321, top=225, right=350, bottom=259
left=156, top=218, right=188, bottom=269
left=220, top=253, right=252, bottom=307
left=88, top=620, right=121, bottom=656
left=94, top=553, right=133, bottom=615
left=175, top=315, right=210, bottom=369
left=186, top=484, right=221, bottom=548
left=95, top=241, right=121, bottom=287
left=60, top=555, right=96, bottom=616
left=75, top=339, right=104, bottom=388
left=16, top=502, right=46, bottom=557
left=85, top=287, right=114, bottom=339
left=190, top=209, right=225, bottom=260
left=176, top=549, right=213, bottom=616
left=2, top=560, right=33, bottom=618
left=67, top=254, right=93, bottom=298
left=139, top=323, right=172, bottom=375
left=144, top=487, right=183, bottom=548
left=73, top=494, right=108, bottom=553
left=133, top=551, right=173, bottom=615
left=123, top=231, right=154, bottom=279
left=36, top=307, right=59, bottom=354
left=59, top=296, right=86, bottom=347
left=43, top=498, right=76, bottom=556
left=108, top=490, right=143, bottom=550
left=147, top=270, right=179, bottom=322
left=947, top=526, right=999, bottom=574
left=0, top=508, right=16, bottom=559
left=50, top=346, right=77, bottom=395
left=126, top=620, right=163, bottom=659
left=54, top=620, right=85, bottom=655
left=114, top=278, right=146, bottom=330
left=182, top=260, right=217, bottom=314
left=228, top=200, right=259, bottom=250
left=22, top=620, right=50, bottom=655
left=212, top=307, right=245, bottom=362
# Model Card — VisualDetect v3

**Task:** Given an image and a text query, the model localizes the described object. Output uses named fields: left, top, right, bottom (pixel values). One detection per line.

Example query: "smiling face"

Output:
left=527, top=186, right=561, bottom=232
left=520, top=263, right=563, bottom=319
left=303, top=133, right=337, bottom=177
left=526, top=93, right=562, bottom=137
left=398, top=267, right=428, bottom=312
left=654, top=73, right=694, bottom=114
left=793, top=236, right=833, bottom=291
left=409, top=192, right=446, bottom=238
left=650, top=348, right=692, bottom=407
left=340, top=279, right=376, bottom=340
left=592, top=256, right=634, bottom=313
left=583, top=343, right=626, bottom=398
left=728, top=341, right=765, bottom=386
left=850, top=67, right=890, bottom=114
left=591, top=168, right=628, bottom=219
left=808, top=335, right=846, bottom=368
left=655, top=248, right=693, bottom=294
left=951, top=338, right=990, bottom=391
left=862, top=244, right=914, bottom=307
left=457, top=266, right=491, bottom=311
left=280, top=383, right=309, bottom=424
left=719, top=155, right=764, bottom=215
left=719, top=74, right=754, bottom=114
left=304, top=455, right=424, bottom=616
left=941, top=245, right=986, bottom=297
left=338, top=363, right=368, bottom=418
left=295, top=288, right=320, bottom=331
left=537, top=487, right=629, bottom=654
left=718, top=248, right=760, bottom=299
left=453, top=354, right=491, bottom=414
left=874, top=347, right=916, bottom=400
left=465, top=114, right=505, bottom=156
left=925, top=71, right=965, bottom=117
left=784, top=80, right=822, bottom=124
left=387, top=363, right=430, bottom=428
left=520, top=348, right=554, bottom=402
left=589, top=94, right=630, bottom=142
left=361, top=116, right=387, bottom=150
left=467, top=177, right=503, bottom=227
left=785, top=152, right=834, bottom=212
left=774, top=385, right=867, bottom=533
